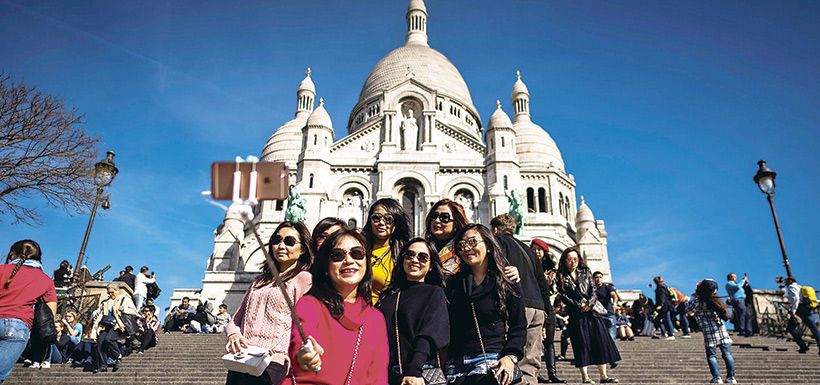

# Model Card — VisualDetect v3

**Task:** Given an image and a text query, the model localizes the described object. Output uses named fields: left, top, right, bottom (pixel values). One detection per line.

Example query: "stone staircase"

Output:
left=5, top=332, right=819, bottom=384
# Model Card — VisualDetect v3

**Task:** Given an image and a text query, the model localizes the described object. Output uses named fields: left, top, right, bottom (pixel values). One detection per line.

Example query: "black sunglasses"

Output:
left=271, top=235, right=298, bottom=247
left=456, top=237, right=483, bottom=251
left=370, top=213, right=395, bottom=225
left=330, top=247, right=366, bottom=262
left=402, top=250, right=430, bottom=264
left=430, top=212, right=452, bottom=224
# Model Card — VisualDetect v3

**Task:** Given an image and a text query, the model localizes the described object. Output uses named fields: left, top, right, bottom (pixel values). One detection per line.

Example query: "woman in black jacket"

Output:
left=446, top=224, right=526, bottom=385
left=556, top=246, right=620, bottom=384
left=378, top=238, right=449, bottom=385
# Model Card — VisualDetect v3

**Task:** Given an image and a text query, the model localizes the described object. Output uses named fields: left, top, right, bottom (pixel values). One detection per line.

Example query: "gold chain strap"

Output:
left=395, top=291, right=403, bottom=374
left=470, top=302, right=491, bottom=369
left=345, top=326, right=363, bottom=385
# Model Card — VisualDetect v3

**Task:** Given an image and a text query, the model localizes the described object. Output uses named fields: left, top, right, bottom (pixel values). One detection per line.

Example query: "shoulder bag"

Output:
left=34, top=298, right=57, bottom=343
left=119, top=297, right=139, bottom=335
left=470, top=302, right=522, bottom=385
left=394, top=291, right=447, bottom=385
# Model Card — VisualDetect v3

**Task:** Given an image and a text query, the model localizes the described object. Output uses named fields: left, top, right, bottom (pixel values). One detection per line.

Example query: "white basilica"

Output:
left=174, top=0, right=613, bottom=310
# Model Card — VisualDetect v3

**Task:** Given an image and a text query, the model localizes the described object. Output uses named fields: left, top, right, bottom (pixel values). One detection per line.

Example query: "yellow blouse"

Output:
left=371, top=245, right=393, bottom=304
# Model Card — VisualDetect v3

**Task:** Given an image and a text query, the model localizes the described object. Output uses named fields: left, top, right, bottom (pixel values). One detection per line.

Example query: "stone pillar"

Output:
left=422, top=111, right=436, bottom=152
left=382, top=111, right=398, bottom=153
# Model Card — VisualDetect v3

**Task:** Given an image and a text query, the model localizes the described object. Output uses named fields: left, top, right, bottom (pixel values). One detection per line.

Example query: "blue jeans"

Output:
left=706, top=343, right=735, bottom=379
left=133, top=294, right=145, bottom=312
left=605, top=313, right=617, bottom=340
left=0, top=318, right=31, bottom=382
left=48, top=344, right=63, bottom=364
left=660, top=310, right=675, bottom=337
left=676, top=303, right=690, bottom=335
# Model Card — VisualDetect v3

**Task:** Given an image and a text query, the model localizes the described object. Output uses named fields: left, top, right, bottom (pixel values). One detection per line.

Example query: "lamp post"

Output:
left=74, top=151, right=119, bottom=280
left=753, top=160, right=793, bottom=280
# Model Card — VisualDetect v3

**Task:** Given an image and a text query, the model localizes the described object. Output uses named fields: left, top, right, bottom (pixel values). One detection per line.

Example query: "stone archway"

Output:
left=393, top=177, right=425, bottom=236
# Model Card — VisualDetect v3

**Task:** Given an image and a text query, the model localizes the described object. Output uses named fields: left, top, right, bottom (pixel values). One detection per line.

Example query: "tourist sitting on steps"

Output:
left=90, top=283, right=138, bottom=374
left=164, top=296, right=195, bottom=333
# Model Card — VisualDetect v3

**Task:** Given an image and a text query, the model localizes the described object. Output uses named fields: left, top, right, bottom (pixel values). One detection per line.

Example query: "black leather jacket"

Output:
left=556, top=267, right=599, bottom=316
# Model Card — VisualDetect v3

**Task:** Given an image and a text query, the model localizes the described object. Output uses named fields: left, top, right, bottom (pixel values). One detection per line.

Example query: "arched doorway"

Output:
left=393, top=178, right=425, bottom=236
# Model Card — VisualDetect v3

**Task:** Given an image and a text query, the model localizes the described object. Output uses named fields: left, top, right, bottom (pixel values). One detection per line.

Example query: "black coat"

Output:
left=496, top=234, right=553, bottom=312
left=654, top=283, right=673, bottom=312
left=557, top=267, right=600, bottom=316
left=378, top=283, right=449, bottom=378
left=446, top=271, right=526, bottom=360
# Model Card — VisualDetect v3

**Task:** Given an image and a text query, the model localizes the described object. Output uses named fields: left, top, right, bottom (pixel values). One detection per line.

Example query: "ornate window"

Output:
left=526, top=188, right=535, bottom=213
left=538, top=188, right=547, bottom=213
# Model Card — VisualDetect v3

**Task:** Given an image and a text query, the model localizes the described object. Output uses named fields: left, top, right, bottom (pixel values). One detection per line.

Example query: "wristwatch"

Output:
left=505, top=355, right=519, bottom=365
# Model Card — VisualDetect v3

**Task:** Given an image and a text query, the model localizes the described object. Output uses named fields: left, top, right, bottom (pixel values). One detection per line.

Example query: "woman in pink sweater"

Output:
left=225, top=222, right=314, bottom=385
left=285, top=229, right=389, bottom=385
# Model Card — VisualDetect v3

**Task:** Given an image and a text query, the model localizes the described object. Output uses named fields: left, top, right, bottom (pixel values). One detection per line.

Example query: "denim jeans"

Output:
left=605, top=313, right=617, bottom=340
left=0, top=318, right=31, bottom=382
left=787, top=312, right=820, bottom=350
left=706, top=343, right=735, bottom=379
left=660, top=310, right=675, bottom=337
left=676, top=303, right=690, bottom=335
left=133, top=294, right=146, bottom=312
left=48, top=344, right=63, bottom=364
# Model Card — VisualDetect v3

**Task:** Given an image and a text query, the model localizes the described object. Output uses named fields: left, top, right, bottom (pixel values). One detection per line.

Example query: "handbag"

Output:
left=119, top=297, right=139, bottom=335
left=100, top=314, right=117, bottom=327
left=34, top=298, right=57, bottom=343
left=394, top=292, right=447, bottom=385
left=221, top=345, right=274, bottom=377
left=470, top=302, right=522, bottom=385
left=592, top=300, right=608, bottom=317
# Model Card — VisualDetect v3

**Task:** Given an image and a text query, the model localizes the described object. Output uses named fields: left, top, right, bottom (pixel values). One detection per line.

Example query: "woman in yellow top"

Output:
left=364, top=198, right=411, bottom=303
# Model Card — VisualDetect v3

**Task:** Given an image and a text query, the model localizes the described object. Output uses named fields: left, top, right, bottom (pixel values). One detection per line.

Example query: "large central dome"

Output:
left=357, top=45, right=476, bottom=111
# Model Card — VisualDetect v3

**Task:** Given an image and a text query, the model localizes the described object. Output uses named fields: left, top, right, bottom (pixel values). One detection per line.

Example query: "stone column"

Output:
left=382, top=111, right=398, bottom=153
left=421, top=111, right=437, bottom=152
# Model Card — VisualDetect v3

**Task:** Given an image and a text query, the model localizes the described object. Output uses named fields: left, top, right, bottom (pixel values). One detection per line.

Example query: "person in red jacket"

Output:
left=286, top=229, right=388, bottom=385
left=0, top=240, right=57, bottom=382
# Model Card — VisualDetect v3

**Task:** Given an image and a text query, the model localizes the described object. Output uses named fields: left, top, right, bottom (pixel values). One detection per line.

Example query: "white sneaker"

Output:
left=710, top=377, right=723, bottom=384
left=40, top=361, right=51, bottom=369
left=30, top=362, right=40, bottom=369
left=665, top=336, right=676, bottom=341
left=682, top=335, right=692, bottom=339
left=726, top=377, right=737, bottom=384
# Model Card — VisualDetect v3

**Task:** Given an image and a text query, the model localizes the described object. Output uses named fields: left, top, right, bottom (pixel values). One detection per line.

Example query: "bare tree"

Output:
left=0, top=73, right=101, bottom=225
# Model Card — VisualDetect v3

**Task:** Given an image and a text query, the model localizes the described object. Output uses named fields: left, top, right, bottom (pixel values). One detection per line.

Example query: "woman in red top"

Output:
left=0, top=240, right=57, bottom=382
left=285, top=229, right=388, bottom=385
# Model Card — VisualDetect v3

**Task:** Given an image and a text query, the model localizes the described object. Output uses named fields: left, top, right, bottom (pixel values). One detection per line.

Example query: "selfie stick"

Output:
left=226, top=157, right=317, bottom=372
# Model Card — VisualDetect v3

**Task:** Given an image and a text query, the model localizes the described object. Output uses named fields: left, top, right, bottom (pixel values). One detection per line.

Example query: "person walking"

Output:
left=653, top=276, right=677, bottom=340
left=0, top=240, right=57, bottom=382
left=592, top=271, right=619, bottom=341
left=725, top=273, right=751, bottom=337
left=377, top=238, right=449, bottom=385
left=783, top=277, right=820, bottom=355
left=491, top=215, right=559, bottom=385
left=445, top=224, right=526, bottom=385
left=686, top=279, right=737, bottom=384
left=225, top=221, right=314, bottom=385
left=530, top=238, right=565, bottom=383
left=133, top=266, right=155, bottom=312
left=287, top=229, right=388, bottom=385
left=364, top=198, right=412, bottom=303
left=556, top=246, right=620, bottom=384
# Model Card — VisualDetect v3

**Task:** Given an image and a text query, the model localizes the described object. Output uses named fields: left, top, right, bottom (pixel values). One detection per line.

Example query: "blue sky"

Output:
left=2, top=1, right=819, bottom=310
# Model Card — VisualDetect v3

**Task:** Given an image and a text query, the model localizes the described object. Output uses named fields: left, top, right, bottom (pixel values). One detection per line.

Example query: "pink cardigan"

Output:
left=225, top=271, right=312, bottom=366
left=283, top=294, right=389, bottom=385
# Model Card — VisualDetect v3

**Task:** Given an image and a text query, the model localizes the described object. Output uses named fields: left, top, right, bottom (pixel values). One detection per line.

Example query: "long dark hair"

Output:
left=385, top=238, right=445, bottom=294
left=363, top=198, right=412, bottom=262
left=453, top=224, right=517, bottom=317
left=4, top=239, right=42, bottom=288
left=311, top=217, right=347, bottom=254
left=696, top=279, right=729, bottom=321
left=556, top=246, right=587, bottom=288
left=255, top=222, right=313, bottom=288
left=424, top=199, right=468, bottom=248
left=308, top=229, right=373, bottom=318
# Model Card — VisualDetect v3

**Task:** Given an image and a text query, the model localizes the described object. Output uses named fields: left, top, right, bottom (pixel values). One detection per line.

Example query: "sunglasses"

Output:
left=330, top=247, right=366, bottom=262
left=456, top=237, right=484, bottom=251
left=271, top=235, right=299, bottom=247
left=430, top=212, right=452, bottom=224
left=402, top=250, right=430, bottom=264
left=370, top=213, right=395, bottom=225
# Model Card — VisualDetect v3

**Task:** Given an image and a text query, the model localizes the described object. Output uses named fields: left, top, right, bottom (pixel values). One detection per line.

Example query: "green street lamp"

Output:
left=74, top=151, right=119, bottom=280
left=753, top=160, right=793, bottom=280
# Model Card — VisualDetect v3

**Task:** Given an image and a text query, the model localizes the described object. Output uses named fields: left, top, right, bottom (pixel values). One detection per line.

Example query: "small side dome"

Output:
left=488, top=100, right=513, bottom=129
left=298, top=68, right=315, bottom=94
left=307, top=98, right=333, bottom=128
left=576, top=196, right=595, bottom=225
left=511, top=70, right=529, bottom=98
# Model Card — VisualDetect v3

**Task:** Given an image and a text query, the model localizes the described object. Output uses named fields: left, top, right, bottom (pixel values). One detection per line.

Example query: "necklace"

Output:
left=373, top=245, right=390, bottom=265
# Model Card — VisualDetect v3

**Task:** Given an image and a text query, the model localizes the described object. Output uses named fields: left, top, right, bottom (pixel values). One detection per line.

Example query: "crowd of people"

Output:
left=2, top=198, right=818, bottom=385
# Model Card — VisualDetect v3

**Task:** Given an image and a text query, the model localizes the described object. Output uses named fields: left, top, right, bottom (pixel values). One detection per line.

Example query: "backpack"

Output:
left=801, top=285, right=818, bottom=309
left=147, top=282, right=162, bottom=300
left=671, top=287, right=686, bottom=305
left=667, top=286, right=678, bottom=303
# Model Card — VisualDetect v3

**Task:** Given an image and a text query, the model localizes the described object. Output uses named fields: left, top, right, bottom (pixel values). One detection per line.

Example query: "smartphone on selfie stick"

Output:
left=211, top=160, right=319, bottom=371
